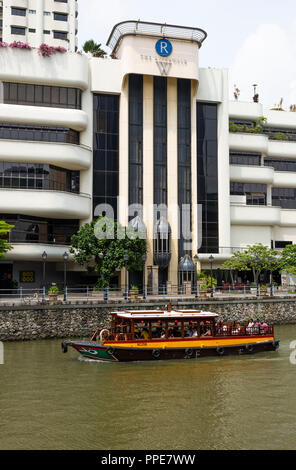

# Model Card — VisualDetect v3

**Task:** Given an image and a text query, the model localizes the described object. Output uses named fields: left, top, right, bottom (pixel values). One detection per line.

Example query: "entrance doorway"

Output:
left=0, top=264, right=13, bottom=290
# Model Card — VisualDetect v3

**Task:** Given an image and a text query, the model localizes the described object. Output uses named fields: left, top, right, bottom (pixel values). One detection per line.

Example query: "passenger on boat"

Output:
left=134, top=325, right=140, bottom=339
left=186, top=326, right=193, bottom=337
left=192, top=327, right=198, bottom=337
left=254, top=319, right=261, bottom=334
left=261, top=321, right=269, bottom=334
left=161, top=329, right=166, bottom=339
left=200, top=321, right=206, bottom=335
left=202, top=328, right=211, bottom=337
left=141, top=328, right=149, bottom=340
left=246, top=320, right=254, bottom=334
left=168, top=328, right=174, bottom=338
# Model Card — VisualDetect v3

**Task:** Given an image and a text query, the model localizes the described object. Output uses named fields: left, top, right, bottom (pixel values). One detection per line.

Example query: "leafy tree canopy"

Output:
left=280, top=244, right=296, bottom=275
left=82, top=39, right=107, bottom=57
left=221, top=243, right=280, bottom=283
left=0, top=221, right=14, bottom=259
left=70, top=217, right=147, bottom=286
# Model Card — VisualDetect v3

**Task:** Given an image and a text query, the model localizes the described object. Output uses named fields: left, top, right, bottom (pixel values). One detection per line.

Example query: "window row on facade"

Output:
left=0, top=162, right=79, bottom=193
left=1, top=214, right=79, bottom=245
left=0, top=123, right=79, bottom=144
left=11, top=7, right=68, bottom=21
left=2, top=82, right=81, bottom=110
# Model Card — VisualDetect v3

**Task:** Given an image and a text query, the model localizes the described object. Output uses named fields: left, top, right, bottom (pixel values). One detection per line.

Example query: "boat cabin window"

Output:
left=150, top=321, right=165, bottom=339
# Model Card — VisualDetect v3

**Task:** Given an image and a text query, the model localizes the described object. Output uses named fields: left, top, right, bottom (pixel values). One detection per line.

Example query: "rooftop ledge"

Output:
left=106, top=20, right=207, bottom=54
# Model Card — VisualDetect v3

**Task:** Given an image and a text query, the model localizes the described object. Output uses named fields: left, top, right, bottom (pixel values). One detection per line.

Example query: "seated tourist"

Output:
left=160, top=329, right=166, bottom=339
left=202, top=328, right=211, bottom=337
left=260, top=321, right=269, bottom=334
left=141, top=328, right=149, bottom=340
left=192, top=327, right=198, bottom=337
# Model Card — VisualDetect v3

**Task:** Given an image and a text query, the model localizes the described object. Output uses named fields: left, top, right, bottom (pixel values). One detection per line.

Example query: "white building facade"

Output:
left=0, top=20, right=296, bottom=290
left=0, top=0, right=78, bottom=51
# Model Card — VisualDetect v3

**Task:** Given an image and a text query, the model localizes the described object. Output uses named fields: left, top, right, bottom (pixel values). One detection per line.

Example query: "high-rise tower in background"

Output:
left=0, top=0, right=78, bottom=51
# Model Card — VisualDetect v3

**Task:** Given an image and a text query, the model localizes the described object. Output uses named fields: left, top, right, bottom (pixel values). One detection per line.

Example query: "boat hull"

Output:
left=62, top=338, right=279, bottom=362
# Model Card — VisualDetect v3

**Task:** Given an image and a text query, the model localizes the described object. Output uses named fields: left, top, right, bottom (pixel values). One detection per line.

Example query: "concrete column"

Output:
left=267, top=184, right=272, bottom=206
left=118, top=76, right=129, bottom=228
left=143, top=75, right=154, bottom=269
left=217, top=69, right=231, bottom=254
left=167, top=77, right=178, bottom=285
left=191, top=81, right=198, bottom=257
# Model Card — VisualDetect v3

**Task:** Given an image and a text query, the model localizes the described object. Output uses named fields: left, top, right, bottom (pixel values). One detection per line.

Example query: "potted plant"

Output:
left=199, top=284, right=208, bottom=298
left=49, top=283, right=59, bottom=302
left=130, top=285, right=139, bottom=299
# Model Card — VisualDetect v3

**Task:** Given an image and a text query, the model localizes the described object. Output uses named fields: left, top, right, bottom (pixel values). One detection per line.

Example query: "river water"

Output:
left=0, top=324, right=295, bottom=450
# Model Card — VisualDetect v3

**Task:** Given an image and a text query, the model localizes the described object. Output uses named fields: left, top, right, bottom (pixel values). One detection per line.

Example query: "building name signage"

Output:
left=140, top=54, right=188, bottom=76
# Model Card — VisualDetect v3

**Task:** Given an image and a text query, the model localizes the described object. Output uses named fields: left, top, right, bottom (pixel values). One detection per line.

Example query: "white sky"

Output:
left=78, top=0, right=296, bottom=108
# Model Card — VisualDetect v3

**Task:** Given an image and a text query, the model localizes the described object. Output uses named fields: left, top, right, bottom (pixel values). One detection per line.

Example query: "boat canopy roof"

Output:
left=112, top=310, right=219, bottom=320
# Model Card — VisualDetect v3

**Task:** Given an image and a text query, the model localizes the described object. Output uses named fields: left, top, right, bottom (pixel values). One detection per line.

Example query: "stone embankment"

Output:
left=0, top=297, right=296, bottom=341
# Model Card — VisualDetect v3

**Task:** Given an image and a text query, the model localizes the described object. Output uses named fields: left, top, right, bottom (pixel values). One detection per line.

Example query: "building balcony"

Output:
left=229, top=132, right=268, bottom=154
left=268, top=140, right=296, bottom=159
left=279, top=209, right=296, bottom=227
left=0, top=48, right=89, bottom=90
left=0, top=139, right=91, bottom=171
left=0, top=188, right=91, bottom=219
left=0, top=104, right=88, bottom=132
left=230, top=164, right=274, bottom=184
left=273, top=171, right=296, bottom=188
left=229, top=100, right=264, bottom=121
left=230, top=203, right=281, bottom=226
left=5, top=243, right=74, bottom=262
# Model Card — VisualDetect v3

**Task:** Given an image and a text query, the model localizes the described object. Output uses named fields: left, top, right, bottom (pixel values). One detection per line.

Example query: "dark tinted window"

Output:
left=3, top=82, right=82, bottom=110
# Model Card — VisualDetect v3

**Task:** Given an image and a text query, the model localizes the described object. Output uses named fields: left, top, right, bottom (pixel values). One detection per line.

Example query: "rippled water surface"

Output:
left=0, top=325, right=296, bottom=450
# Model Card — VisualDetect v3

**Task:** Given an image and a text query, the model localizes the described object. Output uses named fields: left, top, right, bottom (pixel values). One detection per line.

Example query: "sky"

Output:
left=77, top=0, right=296, bottom=108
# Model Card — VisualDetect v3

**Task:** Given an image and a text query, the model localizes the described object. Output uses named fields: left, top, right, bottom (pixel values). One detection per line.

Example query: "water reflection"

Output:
left=0, top=325, right=295, bottom=450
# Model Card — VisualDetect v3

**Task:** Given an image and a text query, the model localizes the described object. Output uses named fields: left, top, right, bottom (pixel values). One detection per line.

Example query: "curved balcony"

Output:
left=230, top=204, right=281, bottom=226
left=273, top=171, right=296, bottom=188
left=0, top=139, right=91, bottom=171
left=229, top=100, right=264, bottom=121
left=5, top=244, right=74, bottom=262
left=229, top=132, right=268, bottom=154
left=0, top=104, right=88, bottom=132
left=280, top=209, right=296, bottom=227
left=0, top=189, right=91, bottom=219
left=268, top=140, right=296, bottom=159
left=230, top=165, right=274, bottom=184
left=0, top=48, right=89, bottom=90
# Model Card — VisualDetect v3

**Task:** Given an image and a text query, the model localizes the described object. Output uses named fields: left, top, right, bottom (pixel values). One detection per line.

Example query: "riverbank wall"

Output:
left=1, top=297, right=296, bottom=341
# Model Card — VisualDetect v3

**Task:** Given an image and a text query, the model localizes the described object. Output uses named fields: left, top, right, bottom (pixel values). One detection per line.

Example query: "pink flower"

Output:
left=38, top=43, right=67, bottom=57
left=0, top=42, right=9, bottom=48
left=9, top=41, right=32, bottom=50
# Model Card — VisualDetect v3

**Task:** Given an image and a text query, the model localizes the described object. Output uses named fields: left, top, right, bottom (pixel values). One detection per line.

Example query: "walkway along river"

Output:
left=0, top=324, right=296, bottom=450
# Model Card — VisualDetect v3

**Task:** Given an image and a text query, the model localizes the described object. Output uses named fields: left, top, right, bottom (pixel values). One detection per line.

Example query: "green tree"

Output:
left=82, top=39, right=107, bottom=57
left=222, top=243, right=280, bottom=283
left=280, top=244, right=296, bottom=275
left=70, top=217, right=147, bottom=287
left=0, top=221, right=14, bottom=259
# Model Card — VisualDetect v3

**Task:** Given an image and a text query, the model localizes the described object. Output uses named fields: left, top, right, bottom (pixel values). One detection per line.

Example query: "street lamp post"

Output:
left=42, top=251, right=47, bottom=302
left=193, top=254, right=199, bottom=298
left=142, top=253, right=147, bottom=300
left=256, top=256, right=260, bottom=297
left=124, top=252, right=129, bottom=301
left=269, top=258, right=274, bottom=297
left=63, top=252, right=69, bottom=302
left=209, top=255, right=214, bottom=298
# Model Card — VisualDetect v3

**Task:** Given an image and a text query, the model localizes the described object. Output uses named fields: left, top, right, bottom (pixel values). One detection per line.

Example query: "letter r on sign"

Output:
left=160, top=41, right=168, bottom=54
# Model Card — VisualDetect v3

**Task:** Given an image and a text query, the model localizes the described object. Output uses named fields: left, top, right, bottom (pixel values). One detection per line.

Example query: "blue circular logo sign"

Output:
left=155, top=38, right=173, bottom=57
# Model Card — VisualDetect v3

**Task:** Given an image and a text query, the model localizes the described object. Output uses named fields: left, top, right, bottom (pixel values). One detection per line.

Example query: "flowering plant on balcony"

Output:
left=9, top=41, right=32, bottom=50
left=0, top=42, right=9, bottom=48
left=38, top=43, right=67, bottom=57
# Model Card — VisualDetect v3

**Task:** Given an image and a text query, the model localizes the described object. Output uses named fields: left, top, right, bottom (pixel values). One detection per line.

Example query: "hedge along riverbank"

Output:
left=0, top=297, right=296, bottom=341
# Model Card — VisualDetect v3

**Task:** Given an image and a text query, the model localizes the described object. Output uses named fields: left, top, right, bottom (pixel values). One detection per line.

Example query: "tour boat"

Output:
left=61, top=307, right=279, bottom=362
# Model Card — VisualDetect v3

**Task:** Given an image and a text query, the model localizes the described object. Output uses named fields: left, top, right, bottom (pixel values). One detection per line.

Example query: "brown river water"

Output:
left=0, top=324, right=295, bottom=450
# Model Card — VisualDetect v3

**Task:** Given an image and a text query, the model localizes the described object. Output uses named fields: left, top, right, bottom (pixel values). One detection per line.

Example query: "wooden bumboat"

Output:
left=61, top=307, right=279, bottom=362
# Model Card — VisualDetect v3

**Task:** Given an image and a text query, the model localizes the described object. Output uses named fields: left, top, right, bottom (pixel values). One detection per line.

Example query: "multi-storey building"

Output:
left=1, top=20, right=296, bottom=291
left=0, top=0, right=78, bottom=51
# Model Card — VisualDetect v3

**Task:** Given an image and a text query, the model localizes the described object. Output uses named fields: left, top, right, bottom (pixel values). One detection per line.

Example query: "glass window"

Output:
left=11, top=7, right=26, bottom=16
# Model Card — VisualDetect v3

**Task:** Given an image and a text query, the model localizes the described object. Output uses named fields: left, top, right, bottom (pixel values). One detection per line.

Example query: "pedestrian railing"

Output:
left=0, top=284, right=296, bottom=304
